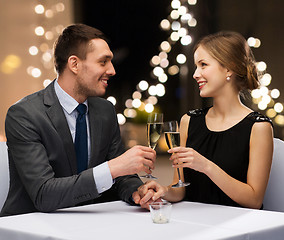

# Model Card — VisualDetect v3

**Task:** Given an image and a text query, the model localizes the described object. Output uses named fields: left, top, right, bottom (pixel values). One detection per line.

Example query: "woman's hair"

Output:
left=194, top=31, right=259, bottom=91
left=54, top=24, right=107, bottom=75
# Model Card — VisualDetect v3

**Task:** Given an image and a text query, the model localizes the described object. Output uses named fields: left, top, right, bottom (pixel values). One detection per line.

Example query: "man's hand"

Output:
left=108, top=145, right=156, bottom=179
left=132, top=181, right=167, bottom=210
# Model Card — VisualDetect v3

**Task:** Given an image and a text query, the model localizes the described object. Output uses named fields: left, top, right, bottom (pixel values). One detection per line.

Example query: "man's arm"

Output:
left=102, top=104, right=144, bottom=204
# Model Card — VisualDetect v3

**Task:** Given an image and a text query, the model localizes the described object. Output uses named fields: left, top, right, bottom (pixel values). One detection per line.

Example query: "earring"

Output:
left=226, top=76, right=230, bottom=81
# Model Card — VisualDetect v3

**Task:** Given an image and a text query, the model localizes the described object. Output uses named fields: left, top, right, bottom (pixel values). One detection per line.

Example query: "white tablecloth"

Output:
left=0, top=201, right=283, bottom=240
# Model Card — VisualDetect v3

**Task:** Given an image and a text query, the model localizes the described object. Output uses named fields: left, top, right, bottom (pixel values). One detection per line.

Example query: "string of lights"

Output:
left=30, top=1, right=283, bottom=127
left=28, top=2, right=66, bottom=88
left=249, top=38, right=284, bottom=126
left=110, top=0, right=198, bottom=125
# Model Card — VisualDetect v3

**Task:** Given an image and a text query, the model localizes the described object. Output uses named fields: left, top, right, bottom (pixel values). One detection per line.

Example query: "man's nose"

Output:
left=107, top=62, right=116, bottom=76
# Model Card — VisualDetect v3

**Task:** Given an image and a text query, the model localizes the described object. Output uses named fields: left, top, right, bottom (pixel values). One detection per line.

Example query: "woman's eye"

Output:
left=201, top=62, right=207, bottom=67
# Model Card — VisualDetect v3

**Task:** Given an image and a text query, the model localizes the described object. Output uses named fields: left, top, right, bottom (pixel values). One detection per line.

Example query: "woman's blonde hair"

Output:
left=194, top=31, right=259, bottom=91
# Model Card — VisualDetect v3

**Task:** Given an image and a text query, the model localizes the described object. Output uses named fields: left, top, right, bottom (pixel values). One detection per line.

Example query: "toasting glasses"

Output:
left=141, top=113, right=163, bottom=179
left=164, top=121, right=190, bottom=188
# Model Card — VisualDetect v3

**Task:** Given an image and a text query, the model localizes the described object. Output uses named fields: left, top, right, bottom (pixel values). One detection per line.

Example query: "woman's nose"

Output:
left=193, top=68, right=200, bottom=80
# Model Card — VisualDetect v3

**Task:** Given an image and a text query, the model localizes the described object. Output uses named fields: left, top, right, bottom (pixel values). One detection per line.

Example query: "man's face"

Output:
left=75, top=39, right=116, bottom=98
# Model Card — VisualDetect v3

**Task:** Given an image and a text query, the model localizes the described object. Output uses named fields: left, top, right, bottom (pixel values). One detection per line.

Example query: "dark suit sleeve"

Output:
left=104, top=102, right=143, bottom=204
left=5, top=102, right=100, bottom=214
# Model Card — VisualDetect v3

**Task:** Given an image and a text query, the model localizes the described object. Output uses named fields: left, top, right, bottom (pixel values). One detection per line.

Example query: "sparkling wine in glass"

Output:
left=141, top=113, right=163, bottom=179
left=147, top=122, right=163, bottom=150
left=164, top=121, right=190, bottom=188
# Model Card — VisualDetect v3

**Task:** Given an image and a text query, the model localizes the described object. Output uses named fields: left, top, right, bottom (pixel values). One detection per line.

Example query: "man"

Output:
left=1, top=24, right=159, bottom=216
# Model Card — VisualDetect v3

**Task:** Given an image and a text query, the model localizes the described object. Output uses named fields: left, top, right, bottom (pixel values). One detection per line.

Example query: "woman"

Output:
left=138, top=31, right=274, bottom=209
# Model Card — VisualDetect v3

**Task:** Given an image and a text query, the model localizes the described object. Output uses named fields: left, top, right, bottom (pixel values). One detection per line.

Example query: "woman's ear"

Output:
left=67, top=55, right=80, bottom=74
left=226, top=69, right=233, bottom=80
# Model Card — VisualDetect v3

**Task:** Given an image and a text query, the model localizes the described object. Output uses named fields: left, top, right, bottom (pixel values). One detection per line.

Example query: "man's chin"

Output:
left=88, top=89, right=106, bottom=98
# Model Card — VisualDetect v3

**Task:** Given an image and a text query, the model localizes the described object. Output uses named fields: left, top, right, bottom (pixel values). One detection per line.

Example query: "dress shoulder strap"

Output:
left=186, top=107, right=210, bottom=117
left=246, top=112, right=273, bottom=126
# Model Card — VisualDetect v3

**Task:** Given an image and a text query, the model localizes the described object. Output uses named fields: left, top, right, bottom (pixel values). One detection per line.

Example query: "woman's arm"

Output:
left=169, top=121, right=274, bottom=208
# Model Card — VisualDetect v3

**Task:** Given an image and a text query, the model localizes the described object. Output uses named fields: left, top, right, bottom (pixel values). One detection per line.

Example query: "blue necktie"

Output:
left=74, top=104, right=88, bottom=173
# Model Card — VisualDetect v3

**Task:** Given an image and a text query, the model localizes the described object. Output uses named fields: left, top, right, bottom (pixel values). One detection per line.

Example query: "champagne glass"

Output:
left=141, top=113, right=163, bottom=179
left=164, top=121, right=190, bottom=188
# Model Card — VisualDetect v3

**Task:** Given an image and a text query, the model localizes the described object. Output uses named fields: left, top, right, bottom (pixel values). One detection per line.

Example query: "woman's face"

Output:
left=193, top=46, right=230, bottom=98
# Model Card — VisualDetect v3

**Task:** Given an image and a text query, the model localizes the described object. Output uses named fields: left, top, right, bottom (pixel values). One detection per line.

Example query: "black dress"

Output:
left=183, top=107, right=272, bottom=207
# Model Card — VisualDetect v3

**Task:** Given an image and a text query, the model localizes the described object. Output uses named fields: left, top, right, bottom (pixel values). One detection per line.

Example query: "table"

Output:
left=0, top=201, right=284, bottom=240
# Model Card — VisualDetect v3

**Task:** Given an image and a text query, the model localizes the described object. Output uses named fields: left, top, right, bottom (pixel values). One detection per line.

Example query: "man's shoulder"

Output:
left=10, top=81, right=55, bottom=111
left=5, top=88, right=49, bottom=131
left=9, top=89, right=44, bottom=111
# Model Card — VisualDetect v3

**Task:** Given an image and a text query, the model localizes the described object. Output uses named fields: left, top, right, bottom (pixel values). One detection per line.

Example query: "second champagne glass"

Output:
left=141, top=113, right=163, bottom=179
left=164, top=121, right=190, bottom=188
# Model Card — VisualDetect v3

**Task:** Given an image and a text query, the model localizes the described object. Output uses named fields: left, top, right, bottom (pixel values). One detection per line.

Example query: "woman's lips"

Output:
left=198, top=81, right=206, bottom=89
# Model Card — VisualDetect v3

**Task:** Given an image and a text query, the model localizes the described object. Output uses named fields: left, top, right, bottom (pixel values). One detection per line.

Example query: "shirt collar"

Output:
left=54, top=79, right=88, bottom=114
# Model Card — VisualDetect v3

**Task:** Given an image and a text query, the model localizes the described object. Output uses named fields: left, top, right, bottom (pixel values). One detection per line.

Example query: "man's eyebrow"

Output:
left=99, top=54, right=113, bottom=60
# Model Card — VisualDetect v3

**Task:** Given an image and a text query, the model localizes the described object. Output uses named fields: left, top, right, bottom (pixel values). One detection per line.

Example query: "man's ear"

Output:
left=67, top=55, right=80, bottom=74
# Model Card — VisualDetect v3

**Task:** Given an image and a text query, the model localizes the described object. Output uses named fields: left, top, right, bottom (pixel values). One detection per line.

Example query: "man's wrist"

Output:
left=107, top=159, right=121, bottom=179
left=93, top=162, right=113, bottom=193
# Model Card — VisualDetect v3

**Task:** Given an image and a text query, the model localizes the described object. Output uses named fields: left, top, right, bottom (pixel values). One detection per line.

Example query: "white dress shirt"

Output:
left=54, top=80, right=113, bottom=194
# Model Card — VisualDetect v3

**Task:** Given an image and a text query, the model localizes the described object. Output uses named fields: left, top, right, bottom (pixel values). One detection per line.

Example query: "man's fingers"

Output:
left=140, top=201, right=151, bottom=210
left=138, top=182, right=150, bottom=195
left=143, top=166, right=152, bottom=174
left=143, top=180, right=161, bottom=191
left=140, top=145, right=156, bottom=152
left=141, top=181, right=166, bottom=202
left=136, top=145, right=156, bottom=155
left=132, top=191, right=141, bottom=204
left=140, top=189, right=155, bottom=205
left=143, top=159, right=155, bottom=170
left=137, top=181, right=166, bottom=210
left=152, top=188, right=165, bottom=201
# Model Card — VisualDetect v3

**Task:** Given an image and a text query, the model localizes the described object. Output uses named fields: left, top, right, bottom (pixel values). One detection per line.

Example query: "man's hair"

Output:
left=54, top=24, right=107, bottom=75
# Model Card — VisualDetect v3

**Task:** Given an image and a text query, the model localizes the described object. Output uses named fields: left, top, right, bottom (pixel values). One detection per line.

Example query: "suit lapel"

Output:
left=43, top=81, right=77, bottom=173
left=88, top=98, right=102, bottom=167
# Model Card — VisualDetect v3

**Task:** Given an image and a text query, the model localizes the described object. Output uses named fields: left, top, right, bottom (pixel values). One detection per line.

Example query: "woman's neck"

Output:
left=210, top=92, right=250, bottom=119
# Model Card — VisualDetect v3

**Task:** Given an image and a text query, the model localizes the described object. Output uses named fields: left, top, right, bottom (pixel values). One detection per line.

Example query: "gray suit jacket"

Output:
left=1, top=81, right=142, bottom=216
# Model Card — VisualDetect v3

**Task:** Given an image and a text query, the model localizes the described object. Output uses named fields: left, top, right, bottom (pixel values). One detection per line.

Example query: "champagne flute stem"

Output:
left=173, top=152, right=182, bottom=180
left=177, top=168, right=181, bottom=180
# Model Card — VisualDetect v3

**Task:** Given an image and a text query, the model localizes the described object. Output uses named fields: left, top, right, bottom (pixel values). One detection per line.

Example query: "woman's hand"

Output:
left=132, top=181, right=167, bottom=210
left=168, top=147, right=211, bottom=174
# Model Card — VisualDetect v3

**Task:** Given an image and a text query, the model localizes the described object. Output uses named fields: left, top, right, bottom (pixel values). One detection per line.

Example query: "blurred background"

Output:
left=1, top=0, right=284, bottom=147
